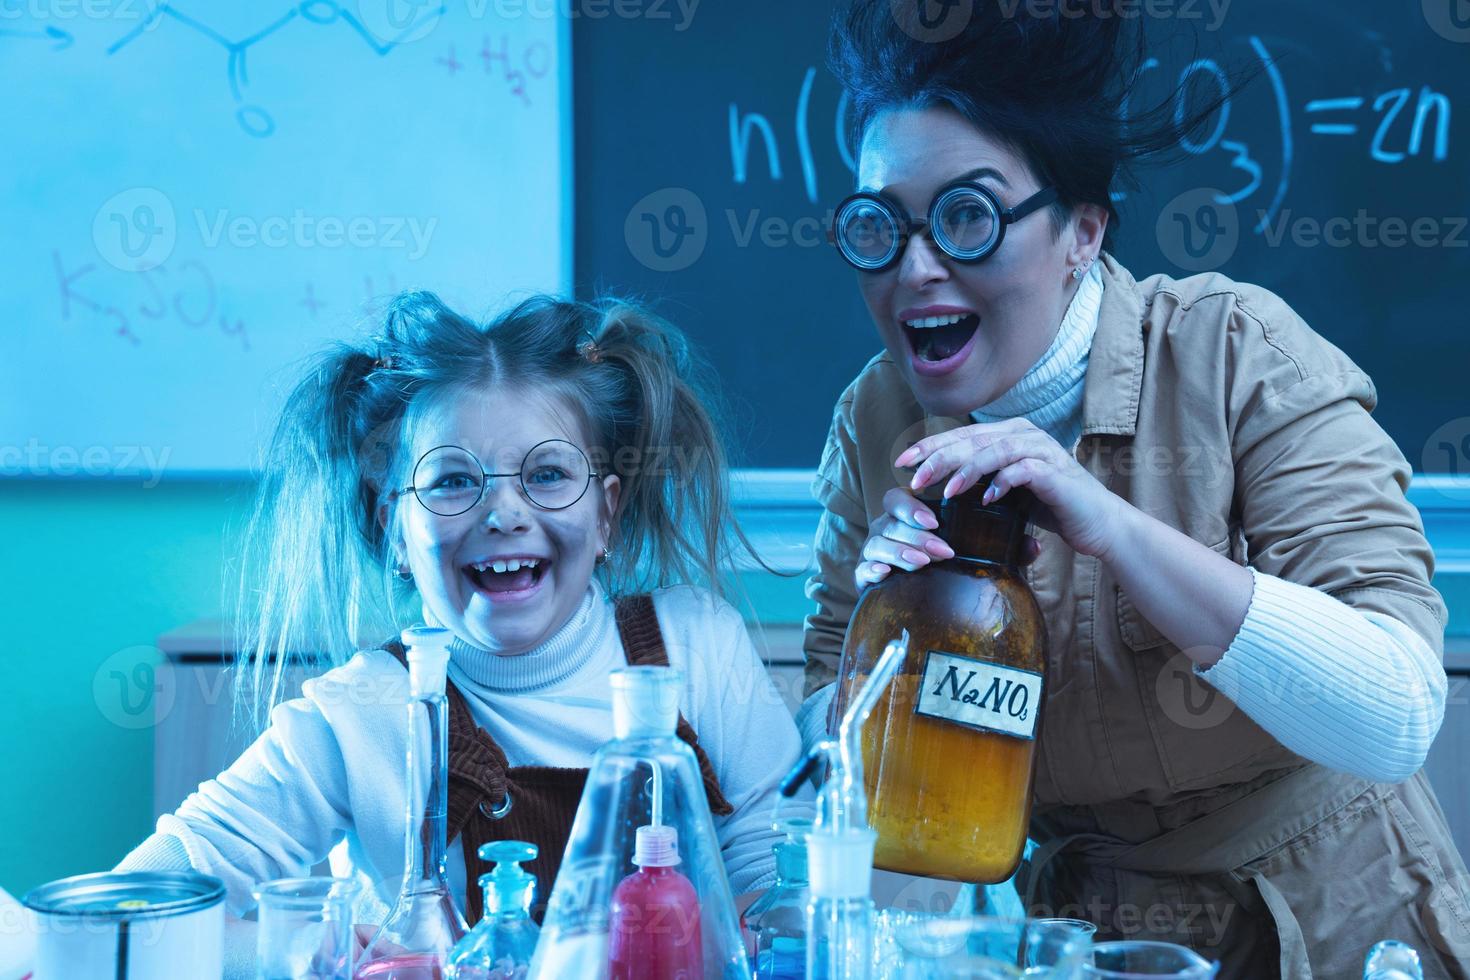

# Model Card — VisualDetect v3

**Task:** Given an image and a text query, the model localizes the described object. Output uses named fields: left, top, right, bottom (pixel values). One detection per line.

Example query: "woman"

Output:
left=799, top=3, right=1469, bottom=977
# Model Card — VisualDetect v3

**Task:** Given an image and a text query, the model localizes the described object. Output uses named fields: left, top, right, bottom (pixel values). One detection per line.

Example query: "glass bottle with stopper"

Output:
left=833, top=479, right=1047, bottom=884
left=741, top=817, right=811, bottom=980
left=445, top=841, right=541, bottom=980
left=355, top=627, right=469, bottom=979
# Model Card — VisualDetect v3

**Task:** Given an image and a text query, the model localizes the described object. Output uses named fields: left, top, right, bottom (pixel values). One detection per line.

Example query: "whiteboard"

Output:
left=0, top=1, right=568, bottom=477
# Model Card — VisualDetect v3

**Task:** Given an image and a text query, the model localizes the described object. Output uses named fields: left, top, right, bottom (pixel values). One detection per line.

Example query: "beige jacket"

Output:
left=802, top=253, right=1467, bottom=977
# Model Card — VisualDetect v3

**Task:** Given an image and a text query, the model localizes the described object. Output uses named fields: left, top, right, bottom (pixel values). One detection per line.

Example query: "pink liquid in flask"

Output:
left=352, top=953, right=445, bottom=980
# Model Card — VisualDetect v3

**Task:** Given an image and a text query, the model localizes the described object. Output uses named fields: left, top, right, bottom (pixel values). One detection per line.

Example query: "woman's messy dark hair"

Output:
left=831, top=0, right=1245, bottom=249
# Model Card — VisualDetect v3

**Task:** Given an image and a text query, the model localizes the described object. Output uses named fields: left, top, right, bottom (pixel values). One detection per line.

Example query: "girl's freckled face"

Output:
left=393, top=387, right=620, bottom=656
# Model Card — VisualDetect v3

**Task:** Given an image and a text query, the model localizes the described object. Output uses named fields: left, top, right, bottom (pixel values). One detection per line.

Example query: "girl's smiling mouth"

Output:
left=463, top=555, right=551, bottom=602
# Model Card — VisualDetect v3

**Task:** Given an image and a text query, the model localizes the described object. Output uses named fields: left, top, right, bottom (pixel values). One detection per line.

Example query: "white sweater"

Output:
left=118, top=583, right=812, bottom=918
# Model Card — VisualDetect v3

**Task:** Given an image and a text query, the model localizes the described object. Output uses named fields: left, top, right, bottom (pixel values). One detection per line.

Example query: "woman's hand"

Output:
left=856, top=486, right=1042, bottom=587
left=893, top=418, right=1126, bottom=559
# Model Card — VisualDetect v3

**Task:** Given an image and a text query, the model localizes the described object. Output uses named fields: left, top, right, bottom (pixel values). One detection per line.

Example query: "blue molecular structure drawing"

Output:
left=107, top=1, right=446, bottom=138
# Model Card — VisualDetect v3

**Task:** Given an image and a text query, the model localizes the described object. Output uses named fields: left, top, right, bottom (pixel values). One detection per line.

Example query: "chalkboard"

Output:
left=574, top=0, right=1470, bottom=474
left=1, top=2, right=567, bottom=476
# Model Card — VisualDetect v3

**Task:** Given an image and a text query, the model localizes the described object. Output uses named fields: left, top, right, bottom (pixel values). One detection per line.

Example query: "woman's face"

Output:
left=854, top=104, right=1102, bottom=417
left=388, top=386, right=620, bottom=657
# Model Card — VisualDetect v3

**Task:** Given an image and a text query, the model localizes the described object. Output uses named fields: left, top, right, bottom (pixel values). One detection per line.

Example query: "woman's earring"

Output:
left=394, top=560, right=413, bottom=582
left=1072, top=259, right=1093, bottom=281
left=596, top=546, right=613, bottom=567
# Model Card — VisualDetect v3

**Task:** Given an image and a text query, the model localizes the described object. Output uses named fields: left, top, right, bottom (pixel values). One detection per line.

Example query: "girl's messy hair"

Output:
left=233, top=291, right=757, bottom=731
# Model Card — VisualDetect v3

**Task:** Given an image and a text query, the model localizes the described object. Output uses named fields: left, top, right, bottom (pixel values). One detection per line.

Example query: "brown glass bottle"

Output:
left=832, top=482, right=1047, bottom=883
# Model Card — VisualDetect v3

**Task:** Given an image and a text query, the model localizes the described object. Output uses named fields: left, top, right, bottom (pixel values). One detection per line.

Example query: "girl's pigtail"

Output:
left=231, top=345, right=394, bottom=734
left=589, top=303, right=779, bottom=600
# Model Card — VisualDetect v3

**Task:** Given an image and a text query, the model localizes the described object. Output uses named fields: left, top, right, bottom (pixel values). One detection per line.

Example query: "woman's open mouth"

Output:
left=463, top=557, right=549, bottom=602
left=902, top=312, right=980, bottom=377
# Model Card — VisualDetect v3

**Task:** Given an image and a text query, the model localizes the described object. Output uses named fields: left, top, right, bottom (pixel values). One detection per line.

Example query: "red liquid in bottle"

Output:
left=608, top=864, right=703, bottom=979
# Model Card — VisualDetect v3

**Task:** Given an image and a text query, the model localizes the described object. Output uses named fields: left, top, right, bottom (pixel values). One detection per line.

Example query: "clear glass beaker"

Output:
left=895, top=915, right=1094, bottom=979
left=1083, top=941, right=1219, bottom=979
left=255, top=877, right=362, bottom=980
left=1028, top=919, right=1097, bottom=968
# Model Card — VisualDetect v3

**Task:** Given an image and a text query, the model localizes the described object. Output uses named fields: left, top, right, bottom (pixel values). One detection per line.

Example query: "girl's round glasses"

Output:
left=392, top=440, right=601, bottom=517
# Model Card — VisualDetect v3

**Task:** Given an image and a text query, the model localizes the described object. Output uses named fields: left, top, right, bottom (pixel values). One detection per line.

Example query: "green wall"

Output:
left=0, top=479, right=814, bottom=898
left=1, top=480, right=255, bottom=897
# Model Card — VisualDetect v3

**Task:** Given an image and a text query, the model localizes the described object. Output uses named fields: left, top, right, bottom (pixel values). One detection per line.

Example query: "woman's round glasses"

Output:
left=393, top=440, right=601, bottom=516
left=830, top=180, right=1058, bottom=272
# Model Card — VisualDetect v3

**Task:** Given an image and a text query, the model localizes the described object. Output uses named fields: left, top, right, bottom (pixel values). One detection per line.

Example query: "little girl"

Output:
left=116, top=290, right=809, bottom=923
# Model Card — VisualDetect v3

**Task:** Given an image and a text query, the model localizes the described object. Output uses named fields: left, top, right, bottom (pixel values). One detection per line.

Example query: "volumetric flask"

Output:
left=256, top=877, right=362, bottom=980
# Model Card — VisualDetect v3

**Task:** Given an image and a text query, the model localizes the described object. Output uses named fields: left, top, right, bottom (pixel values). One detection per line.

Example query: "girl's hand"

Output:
left=353, top=923, right=407, bottom=961
left=856, top=487, right=1042, bottom=588
left=892, top=418, right=1125, bottom=561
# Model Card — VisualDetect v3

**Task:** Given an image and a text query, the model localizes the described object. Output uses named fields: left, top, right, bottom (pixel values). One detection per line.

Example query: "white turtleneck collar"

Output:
left=438, top=581, right=611, bottom=693
left=969, top=261, right=1104, bottom=452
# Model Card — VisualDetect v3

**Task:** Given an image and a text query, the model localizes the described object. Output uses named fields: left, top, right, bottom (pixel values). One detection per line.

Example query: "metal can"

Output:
left=23, top=870, right=225, bottom=980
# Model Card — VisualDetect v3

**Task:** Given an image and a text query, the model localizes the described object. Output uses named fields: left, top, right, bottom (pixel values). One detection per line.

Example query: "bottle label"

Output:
left=913, top=651, right=1043, bottom=741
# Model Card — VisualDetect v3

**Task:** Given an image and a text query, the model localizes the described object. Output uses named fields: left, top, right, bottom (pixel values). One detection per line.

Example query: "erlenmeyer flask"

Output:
left=355, top=627, right=469, bottom=979
left=529, top=666, right=752, bottom=979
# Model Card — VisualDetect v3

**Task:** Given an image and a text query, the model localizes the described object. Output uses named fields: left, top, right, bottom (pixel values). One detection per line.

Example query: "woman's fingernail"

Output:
left=917, top=510, right=938, bottom=529
left=895, top=448, right=916, bottom=466
left=982, top=486, right=997, bottom=504
left=926, top=540, right=954, bottom=558
left=902, top=549, right=928, bottom=565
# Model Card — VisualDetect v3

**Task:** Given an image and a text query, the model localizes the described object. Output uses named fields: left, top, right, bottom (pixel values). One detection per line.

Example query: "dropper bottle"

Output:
left=445, top=841, right=541, bottom=979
